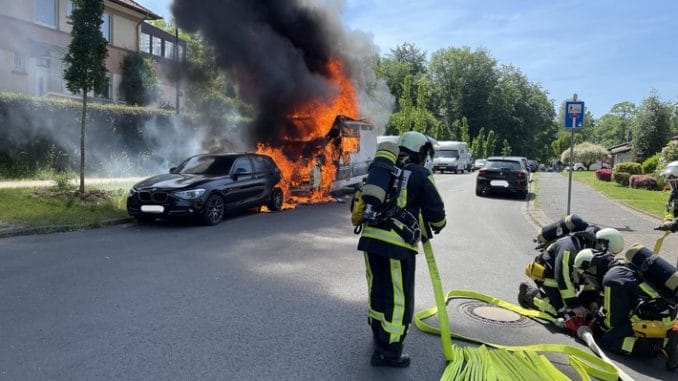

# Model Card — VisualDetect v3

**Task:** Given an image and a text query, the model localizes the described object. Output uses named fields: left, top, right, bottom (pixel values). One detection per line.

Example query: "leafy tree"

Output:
left=428, top=46, right=498, bottom=136
left=374, top=43, right=427, bottom=113
left=119, top=52, right=159, bottom=106
left=551, top=130, right=583, bottom=159
left=501, top=139, right=512, bottom=156
left=593, top=102, right=637, bottom=148
left=492, top=65, right=556, bottom=159
left=633, top=91, right=672, bottom=161
left=386, top=75, right=439, bottom=136
left=559, top=142, right=608, bottom=168
left=470, top=128, right=498, bottom=158
left=63, top=0, right=109, bottom=194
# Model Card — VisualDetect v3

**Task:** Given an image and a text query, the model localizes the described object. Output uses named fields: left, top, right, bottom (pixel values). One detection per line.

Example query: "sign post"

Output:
left=565, top=95, right=584, bottom=215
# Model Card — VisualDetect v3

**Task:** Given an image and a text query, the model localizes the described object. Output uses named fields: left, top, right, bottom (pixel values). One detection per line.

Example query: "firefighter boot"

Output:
left=518, top=282, right=539, bottom=310
left=371, top=342, right=410, bottom=368
left=667, top=328, right=678, bottom=370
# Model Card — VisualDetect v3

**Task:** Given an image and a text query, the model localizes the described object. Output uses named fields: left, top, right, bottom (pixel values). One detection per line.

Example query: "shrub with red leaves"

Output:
left=595, top=168, right=612, bottom=181
left=629, top=175, right=658, bottom=190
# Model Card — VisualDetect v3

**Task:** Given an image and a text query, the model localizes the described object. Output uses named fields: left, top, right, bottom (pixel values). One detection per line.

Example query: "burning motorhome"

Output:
left=172, top=1, right=391, bottom=209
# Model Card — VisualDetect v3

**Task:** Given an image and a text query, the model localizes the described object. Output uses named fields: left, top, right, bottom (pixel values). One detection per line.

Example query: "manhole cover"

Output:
left=458, top=301, right=535, bottom=327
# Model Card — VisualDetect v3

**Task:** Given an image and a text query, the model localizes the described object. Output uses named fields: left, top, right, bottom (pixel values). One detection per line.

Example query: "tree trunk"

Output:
left=80, top=90, right=87, bottom=195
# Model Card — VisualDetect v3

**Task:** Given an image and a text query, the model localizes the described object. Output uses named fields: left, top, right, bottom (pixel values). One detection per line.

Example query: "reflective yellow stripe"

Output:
left=430, top=218, right=446, bottom=228
left=639, top=282, right=660, bottom=298
left=621, top=337, right=636, bottom=353
left=543, top=278, right=558, bottom=288
left=362, top=225, right=417, bottom=251
left=389, top=259, right=405, bottom=343
left=534, top=296, right=558, bottom=316
left=561, top=250, right=576, bottom=299
left=368, top=308, right=406, bottom=336
left=375, top=150, right=396, bottom=162
left=364, top=252, right=373, bottom=308
left=604, top=286, right=612, bottom=329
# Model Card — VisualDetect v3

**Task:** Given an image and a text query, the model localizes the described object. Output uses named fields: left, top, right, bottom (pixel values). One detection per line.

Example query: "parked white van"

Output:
left=432, top=141, right=471, bottom=173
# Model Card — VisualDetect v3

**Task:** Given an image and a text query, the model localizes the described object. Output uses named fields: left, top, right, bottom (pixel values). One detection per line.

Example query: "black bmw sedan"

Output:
left=475, top=156, right=529, bottom=199
left=127, top=153, right=283, bottom=225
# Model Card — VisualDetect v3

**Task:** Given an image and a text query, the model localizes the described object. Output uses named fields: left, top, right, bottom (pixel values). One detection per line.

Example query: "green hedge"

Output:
left=613, top=162, right=642, bottom=175
left=0, top=93, right=241, bottom=179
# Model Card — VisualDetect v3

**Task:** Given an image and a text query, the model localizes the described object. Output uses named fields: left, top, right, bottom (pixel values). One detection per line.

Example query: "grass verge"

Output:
left=567, top=171, right=668, bottom=219
left=0, top=185, right=131, bottom=228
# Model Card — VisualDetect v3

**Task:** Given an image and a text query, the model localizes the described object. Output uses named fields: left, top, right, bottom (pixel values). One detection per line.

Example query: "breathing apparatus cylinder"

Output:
left=632, top=320, right=668, bottom=338
left=625, top=243, right=678, bottom=294
left=361, top=141, right=400, bottom=222
left=537, top=214, right=588, bottom=246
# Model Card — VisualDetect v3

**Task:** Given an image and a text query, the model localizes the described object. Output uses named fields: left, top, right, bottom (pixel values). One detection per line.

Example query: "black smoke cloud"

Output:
left=172, top=0, right=355, bottom=144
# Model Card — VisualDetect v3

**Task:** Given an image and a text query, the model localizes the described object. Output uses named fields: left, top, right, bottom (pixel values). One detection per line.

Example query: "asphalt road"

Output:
left=0, top=172, right=672, bottom=380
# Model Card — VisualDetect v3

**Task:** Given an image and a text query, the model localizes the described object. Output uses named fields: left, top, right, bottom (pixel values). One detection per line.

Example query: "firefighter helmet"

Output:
left=660, top=161, right=678, bottom=190
left=398, top=131, right=434, bottom=163
left=595, top=227, right=624, bottom=254
left=573, top=248, right=614, bottom=289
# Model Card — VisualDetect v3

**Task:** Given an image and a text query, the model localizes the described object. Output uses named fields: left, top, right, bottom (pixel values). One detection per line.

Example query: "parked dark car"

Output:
left=475, top=156, right=529, bottom=198
left=527, top=159, right=538, bottom=172
left=472, top=158, right=486, bottom=171
left=127, top=153, right=283, bottom=225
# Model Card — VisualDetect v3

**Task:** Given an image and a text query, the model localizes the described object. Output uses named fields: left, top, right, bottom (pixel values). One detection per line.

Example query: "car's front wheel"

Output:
left=267, top=187, right=283, bottom=211
left=201, top=194, right=225, bottom=225
left=475, top=184, right=482, bottom=196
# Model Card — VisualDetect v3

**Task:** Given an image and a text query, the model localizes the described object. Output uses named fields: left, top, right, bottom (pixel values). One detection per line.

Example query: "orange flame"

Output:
left=257, top=58, right=358, bottom=208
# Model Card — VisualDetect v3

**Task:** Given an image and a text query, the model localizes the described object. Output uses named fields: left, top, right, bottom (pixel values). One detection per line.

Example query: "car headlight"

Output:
left=173, top=189, right=206, bottom=200
left=128, top=188, right=136, bottom=197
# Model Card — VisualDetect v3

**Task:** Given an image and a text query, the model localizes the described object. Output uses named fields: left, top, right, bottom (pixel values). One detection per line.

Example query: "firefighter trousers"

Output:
left=364, top=250, right=416, bottom=356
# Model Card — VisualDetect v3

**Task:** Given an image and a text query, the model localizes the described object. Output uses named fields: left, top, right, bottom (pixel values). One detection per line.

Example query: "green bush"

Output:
left=641, top=153, right=660, bottom=174
left=613, top=162, right=642, bottom=175
left=613, top=172, right=630, bottom=186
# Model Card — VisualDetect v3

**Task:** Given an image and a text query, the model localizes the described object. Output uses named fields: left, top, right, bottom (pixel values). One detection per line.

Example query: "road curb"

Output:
left=0, top=217, right=133, bottom=239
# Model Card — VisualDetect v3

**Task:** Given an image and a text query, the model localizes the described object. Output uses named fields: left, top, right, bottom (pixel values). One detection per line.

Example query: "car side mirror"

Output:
left=232, top=168, right=249, bottom=180
left=169, top=167, right=177, bottom=174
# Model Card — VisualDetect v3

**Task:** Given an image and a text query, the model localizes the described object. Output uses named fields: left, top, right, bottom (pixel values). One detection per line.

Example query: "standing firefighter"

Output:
left=357, top=131, right=446, bottom=368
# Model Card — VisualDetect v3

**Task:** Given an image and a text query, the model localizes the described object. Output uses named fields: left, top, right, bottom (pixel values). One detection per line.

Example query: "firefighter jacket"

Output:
left=600, top=264, right=676, bottom=354
left=358, top=161, right=446, bottom=260
left=544, top=234, right=591, bottom=310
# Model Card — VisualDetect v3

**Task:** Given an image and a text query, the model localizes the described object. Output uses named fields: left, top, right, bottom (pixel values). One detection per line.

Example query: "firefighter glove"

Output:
left=655, top=219, right=678, bottom=232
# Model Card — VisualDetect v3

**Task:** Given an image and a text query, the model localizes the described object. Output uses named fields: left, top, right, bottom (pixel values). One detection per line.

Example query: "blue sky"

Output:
left=142, top=0, right=678, bottom=118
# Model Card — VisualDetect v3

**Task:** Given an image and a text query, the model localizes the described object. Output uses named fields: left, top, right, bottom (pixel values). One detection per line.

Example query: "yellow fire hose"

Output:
left=418, top=239, right=622, bottom=381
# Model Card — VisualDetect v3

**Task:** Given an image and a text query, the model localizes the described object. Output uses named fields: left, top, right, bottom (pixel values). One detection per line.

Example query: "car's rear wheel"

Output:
left=267, top=187, right=283, bottom=211
left=201, top=194, right=224, bottom=225
left=475, top=185, right=482, bottom=196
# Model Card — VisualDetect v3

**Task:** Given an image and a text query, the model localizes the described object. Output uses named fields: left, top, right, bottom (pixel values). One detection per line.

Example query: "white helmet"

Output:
left=398, top=131, right=433, bottom=162
left=660, top=161, right=678, bottom=190
left=573, top=248, right=596, bottom=271
left=595, top=228, right=624, bottom=254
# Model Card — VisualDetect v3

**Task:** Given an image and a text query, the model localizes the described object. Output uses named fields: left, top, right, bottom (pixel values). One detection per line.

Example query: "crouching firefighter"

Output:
left=356, top=131, right=446, bottom=368
left=573, top=247, right=678, bottom=371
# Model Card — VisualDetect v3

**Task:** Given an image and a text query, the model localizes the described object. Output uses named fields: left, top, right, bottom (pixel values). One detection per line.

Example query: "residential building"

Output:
left=0, top=0, right=185, bottom=109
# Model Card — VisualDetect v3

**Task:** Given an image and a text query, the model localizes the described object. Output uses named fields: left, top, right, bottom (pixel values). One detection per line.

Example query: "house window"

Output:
left=66, top=0, right=75, bottom=17
left=178, top=45, right=185, bottom=62
left=152, top=36, right=162, bottom=56
left=164, top=41, right=174, bottom=59
left=13, top=53, right=26, bottom=73
left=101, top=13, right=111, bottom=42
left=36, top=57, right=51, bottom=68
left=140, top=33, right=151, bottom=53
left=36, top=0, right=57, bottom=28
left=95, top=74, right=112, bottom=99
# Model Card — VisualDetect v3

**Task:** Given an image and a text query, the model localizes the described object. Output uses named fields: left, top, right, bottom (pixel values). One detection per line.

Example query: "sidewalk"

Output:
left=528, top=172, right=678, bottom=265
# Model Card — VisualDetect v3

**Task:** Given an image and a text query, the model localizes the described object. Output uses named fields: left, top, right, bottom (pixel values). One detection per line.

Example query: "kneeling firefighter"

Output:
left=573, top=247, right=678, bottom=370
left=357, top=131, right=446, bottom=368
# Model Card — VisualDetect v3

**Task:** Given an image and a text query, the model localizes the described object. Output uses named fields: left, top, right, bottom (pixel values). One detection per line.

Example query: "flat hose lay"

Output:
left=416, top=240, right=622, bottom=381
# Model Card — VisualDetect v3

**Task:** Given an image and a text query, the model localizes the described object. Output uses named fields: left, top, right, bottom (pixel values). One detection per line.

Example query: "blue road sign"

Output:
left=565, top=101, right=585, bottom=128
